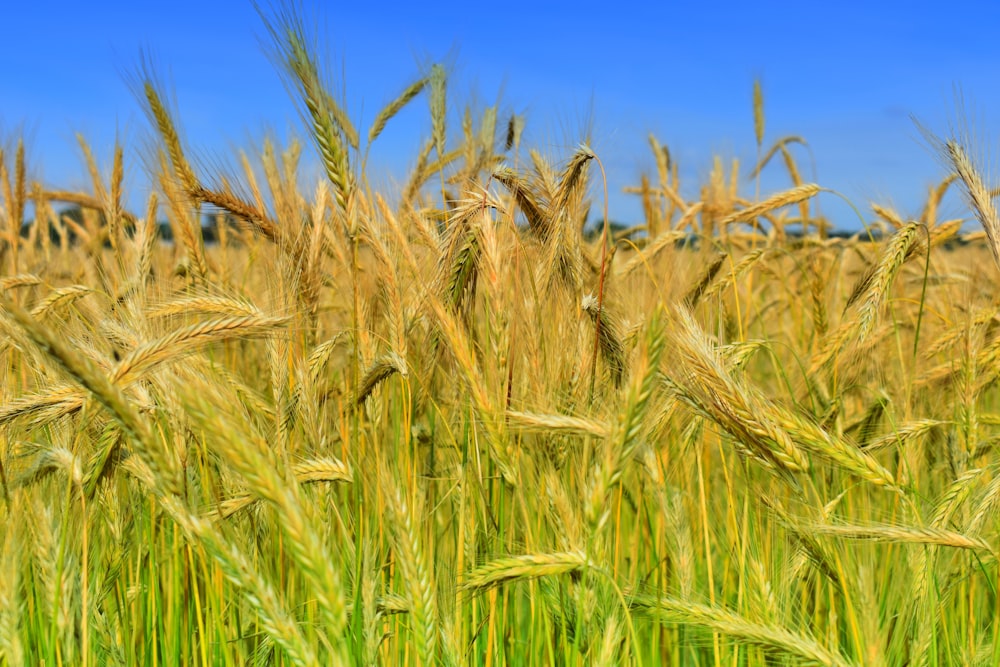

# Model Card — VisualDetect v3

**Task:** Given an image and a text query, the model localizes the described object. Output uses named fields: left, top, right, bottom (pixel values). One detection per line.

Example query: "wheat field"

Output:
left=3, top=8, right=1000, bottom=667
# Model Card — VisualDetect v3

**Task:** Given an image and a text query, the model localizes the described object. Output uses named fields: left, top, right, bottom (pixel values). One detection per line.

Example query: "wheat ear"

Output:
left=369, top=77, right=428, bottom=146
left=0, top=293, right=180, bottom=495
left=356, top=352, right=408, bottom=405
left=944, top=140, right=1000, bottom=272
left=460, top=550, right=589, bottom=595
left=582, top=293, right=627, bottom=388
left=631, top=595, right=855, bottom=667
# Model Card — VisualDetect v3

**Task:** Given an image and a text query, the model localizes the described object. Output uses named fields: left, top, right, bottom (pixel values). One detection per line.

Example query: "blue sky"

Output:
left=3, top=1, right=1000, bottom=230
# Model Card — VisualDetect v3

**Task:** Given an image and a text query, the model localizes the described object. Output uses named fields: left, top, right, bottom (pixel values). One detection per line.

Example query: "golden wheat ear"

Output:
left=0, top=140, right=27, bottom=271
left=131, top=67, right=197, bottom=193
left=752, top=78, right=765, bottom=149
left=944, top=140, right=1000, bottom=271
left=581, top=294, right=626, bottom=388
left=355, top=351, right=408, bottom=405
left=256, top=4, right=353, bottom=210
left=429, top=63, right=447, bottom=158
left=368, top=76, right=428, bottom=147
left=917, top=111, right=1000, bottom=272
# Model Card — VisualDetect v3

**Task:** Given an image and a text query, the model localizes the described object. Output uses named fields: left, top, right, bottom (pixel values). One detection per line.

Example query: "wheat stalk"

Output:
left=184, top=390, right=349, bottom=662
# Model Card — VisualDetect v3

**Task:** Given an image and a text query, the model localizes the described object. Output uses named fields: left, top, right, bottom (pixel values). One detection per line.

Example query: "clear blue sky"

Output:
left=3, top=0, right=1000, bottom=230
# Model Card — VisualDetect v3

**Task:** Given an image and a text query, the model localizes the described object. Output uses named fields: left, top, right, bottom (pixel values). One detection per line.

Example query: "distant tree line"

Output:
left=20, top=206, right=250, bottom=246
left=14, top=206, right=976, bottom=250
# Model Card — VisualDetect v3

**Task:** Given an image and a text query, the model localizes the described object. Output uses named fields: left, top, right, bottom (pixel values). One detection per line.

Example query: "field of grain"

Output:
left=3, top=9, right=1000, bottom=667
